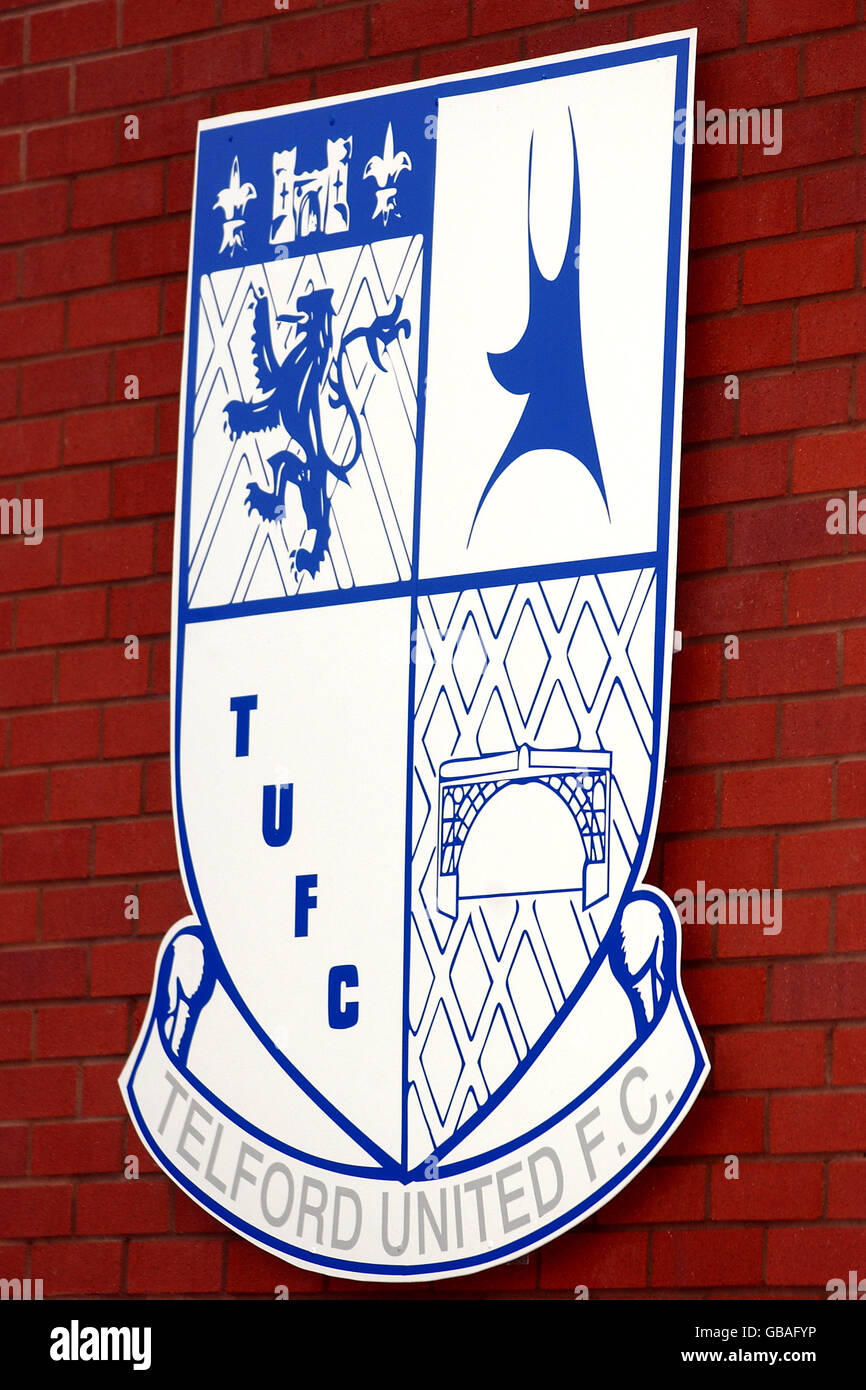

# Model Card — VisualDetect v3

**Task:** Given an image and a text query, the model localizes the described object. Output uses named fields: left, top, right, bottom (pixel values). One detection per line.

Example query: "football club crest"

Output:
left=122, top=32, right=708, bottom=1282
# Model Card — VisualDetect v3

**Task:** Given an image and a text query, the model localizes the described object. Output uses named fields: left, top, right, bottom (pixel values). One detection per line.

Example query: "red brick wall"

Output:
left=1, top=0, right=864, bottom=1300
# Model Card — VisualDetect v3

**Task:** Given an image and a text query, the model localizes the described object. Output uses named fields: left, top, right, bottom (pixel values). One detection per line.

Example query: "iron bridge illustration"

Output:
left=436, top=743, right=611, bottom=920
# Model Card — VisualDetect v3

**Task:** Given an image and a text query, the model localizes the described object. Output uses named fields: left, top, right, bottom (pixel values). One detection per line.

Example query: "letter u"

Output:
left=262, top=783, right=294, bottom=847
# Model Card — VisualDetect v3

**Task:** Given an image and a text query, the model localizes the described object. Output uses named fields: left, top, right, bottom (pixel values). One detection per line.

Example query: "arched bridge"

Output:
left=436, top=743, right=611, bottom=919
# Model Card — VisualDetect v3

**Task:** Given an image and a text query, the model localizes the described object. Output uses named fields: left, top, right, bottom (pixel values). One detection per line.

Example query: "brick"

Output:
left=732, top=498, right=841, bottom=566
left=0, top=888, right=38, bottom=944
left=780, top=827, right=865, bottom=889
left=0, top=1127, right=28, bottom=1177
left=682, top=379, right=735, bottom=444
left=683, top=965, right=766, bottom=1025
left=664, top=835, right=774, bottom=892
left=0, top=362, right=17, bottom=418
left=26, top=115, right=116, bottom=179
left=0, top=15, right=24, bottom=67
left=103, top=699, right=169, bottom=756
left=16, top=589, right=106, bottom=649
left=81, top=1059, right=125, bottom=1116
left=31, top=1240, right=123, bottom=1295
left=837, top=893, right=866, bottom=952
left=0, top=770, right=46, bottom=826
left=677, top=568, right=785, bottom=635
left=173, top=1189, right=226, bottom=1235
left=33, top=1118, right=124, bottom=1176
left=0, top=1006, right=31, bottom=1060
left=0, top=301, right=64, bottom=361
left=93, top=818, right=178, bottom=876
left=743, top=98, right=856, bottom=176
left=802, top=164, right=866, bottom=231
left=2, top=825, right=91, bottom=883
left=151, top=639, right=170, bottom=694
left=714, top=1029, right=825, bottom=1091
left=0, top=131, right=20, bottom=186
left=0, top=248, right=15, bottom=305
left=10, top=707, right=99, bottom=766
left=668, top=703, right=776, bottom=767
left=127, top=1237, right=224, bottom=1294
left=748, top=0, right=856, bottom=40
left=118, top=99, right=209, bottom=165
left=72, top=165, right=164, bottom=230
left=113, top=459, right=177, bottom=519
left=691, top=179, right=796, bottom=250
left=38, top=1002, right=127, bottom=1060
left=789, top=560, right=866, bottom=624
left=0, top=652, right=54, bottom=709
left=633, top=0, right=739, bottom=53
left=833, top=1025, right=866, bottom=1085
left=652, top=1228, right=763, bottom=1288
left=77, top=1179, right=171, bottom=1235
left=539, top=1229, right=648, bottom=1291
left=711, top=1160, right=823, bottom=1220
left=0, top=1063, right=77, bottom=1117
left=805, top=30, right=866, bottom=96
left=274, top=11, right=367, bottom=76
left=740, top=366, right=850, bottom=436
left=685, top=309, right=792, bottom=378
left=781, top=694, right=865, bottom=758
left=371, top=0, right=468, bottom=55
left=598, top=1162, right=707, bottom=1226
left=827, top=1160, right=866, bottom=1218
left=420, top=38, right=521, bottom=79
left=115, top=340, right=182, bottom=400
left=90, top=940, right=159, bottom=997
left=698, top=45, right=799, bottom=109
left=842, top=627, right=866, bottom=684
left=31, top=467, right=112, bottom=528
left=680, top=440, right=788, bottom=509
left=22, top=232, right=112, bottom=297
left=0, top=184, right=67, bottom=245
left=116, top=218, right=190, bottom=280
left=108, top=579, right=171, bottom=637
left=798, top=295, right=866, bottom=361
left=170, top=28, right=264, bottom=96
left=687, top=250, right=739, bottom=316
left=62, top=522, right=154, bottom=584
left=0, top=68, right=70, bottom=127
left=793, top=429, right=866, bottom=493
left=226, top=1238, right=324, bottom=1293
left=677, top=513, right=727, bottom=572
left=772, top=961, right=866, bottom=1021
left=21, top=350, right=111, bottom=417
left=57, top=646, right=149, bottom=703
left=772, top=1092, right=866, bottom=1158
left=43, top=881, right=131, bottom=940
left=124, top=0, right=217, bottom=43
left=671, top=643, right=723, bottom=704
left=213, top=76, right=312, bottom=117
left=658, top=772, right=716, bottom=834
left=0, top=1184, right=72, bottom=1236
left=31, top=0, right=115, bottom=62
left=70, top=284, right=161, bottom=350
left=727, top=632, right=837, bottom=699
left=50, top=762, right=141, bottom=821
left=722, top=765, right=833, bottom=827
left=837, top=761, right=866, bottom=820
left=744, top=233, right=855, bottom=304
left=66, top=402, right=156, bottom=465
left=76, top=48, right=168, bottom=114
left=0, top=420, right=58, bottom=480
left=139, top=876, right=190, bottom=935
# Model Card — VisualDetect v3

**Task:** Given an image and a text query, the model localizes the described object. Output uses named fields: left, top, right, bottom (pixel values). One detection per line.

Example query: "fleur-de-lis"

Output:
left=363, top=123, right=412, bottom=226
left=213, top=156, right=257, bottom=256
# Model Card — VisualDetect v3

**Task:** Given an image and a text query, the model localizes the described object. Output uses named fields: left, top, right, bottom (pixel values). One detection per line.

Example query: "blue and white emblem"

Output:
left=122, top=31, right=708, bottom=1282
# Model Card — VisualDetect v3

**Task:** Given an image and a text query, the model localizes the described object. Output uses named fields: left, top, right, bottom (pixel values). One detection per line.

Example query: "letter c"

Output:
left=328, top=965, right=358, bottom=1029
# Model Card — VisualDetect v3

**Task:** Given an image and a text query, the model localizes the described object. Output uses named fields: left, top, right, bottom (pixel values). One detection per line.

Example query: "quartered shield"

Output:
left=122, top=32, right=709, bottom=1281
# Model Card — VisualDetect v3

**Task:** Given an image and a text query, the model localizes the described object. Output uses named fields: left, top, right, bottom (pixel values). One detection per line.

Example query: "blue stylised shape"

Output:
left=470, top=115, right=606, bottom=542
left=156, top=927, right=217, bottom=1068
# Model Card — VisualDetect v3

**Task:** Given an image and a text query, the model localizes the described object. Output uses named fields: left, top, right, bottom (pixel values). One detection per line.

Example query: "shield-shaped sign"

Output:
left=122, top=30, right=708, bottom=1281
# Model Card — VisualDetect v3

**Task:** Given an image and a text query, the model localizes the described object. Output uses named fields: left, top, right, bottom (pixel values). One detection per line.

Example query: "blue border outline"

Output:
left=151, top=34, right=701, bottom=1264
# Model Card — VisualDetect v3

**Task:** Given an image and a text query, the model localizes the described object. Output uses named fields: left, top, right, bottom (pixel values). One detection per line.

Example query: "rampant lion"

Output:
left=224, top=284, right=410, bottom=577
